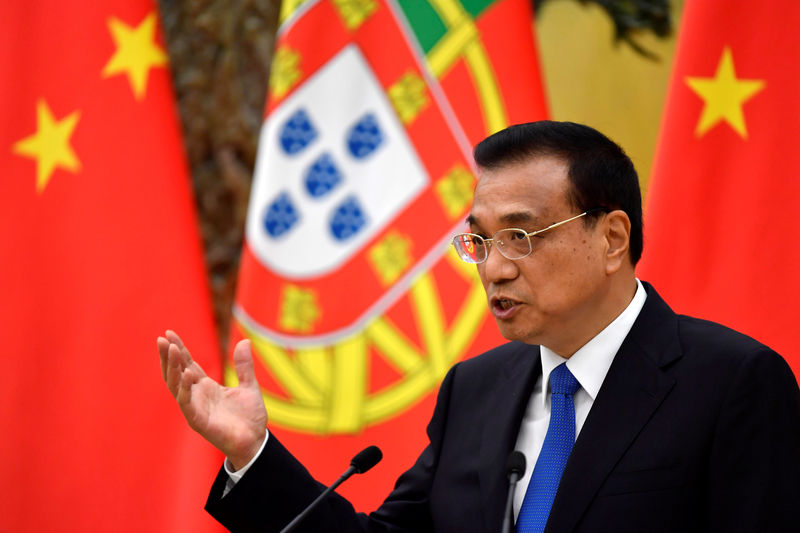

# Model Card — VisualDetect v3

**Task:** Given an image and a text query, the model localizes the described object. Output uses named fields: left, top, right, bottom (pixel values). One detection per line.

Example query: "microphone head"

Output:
left=351, top=445, right=383, bottom=474
left=505, top=451, right=526, bottom=478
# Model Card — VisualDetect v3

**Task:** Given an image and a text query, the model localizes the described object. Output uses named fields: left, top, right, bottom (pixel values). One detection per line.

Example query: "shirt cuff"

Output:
left=222, top=430, right=270, bottom=496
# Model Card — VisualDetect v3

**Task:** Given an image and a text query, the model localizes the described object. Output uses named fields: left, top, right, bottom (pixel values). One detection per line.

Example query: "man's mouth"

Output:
left=491, top=296, right=521, bottom=318
left=497, top=299, right=515, bottom=310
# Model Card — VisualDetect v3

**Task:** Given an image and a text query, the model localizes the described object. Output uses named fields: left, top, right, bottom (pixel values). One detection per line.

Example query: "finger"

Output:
left=157, top=336, right=170, bottom=380
left=166, top=330, right=195, bottom=365
left=232, top=339, right=259, bottom=389
left=175, top=368, right=193, bottom=408
left=165, top=343, right=188, bottom=397
left=164, top=330, right=209, bottom=382
left=165, top=330, right=186, bottom=350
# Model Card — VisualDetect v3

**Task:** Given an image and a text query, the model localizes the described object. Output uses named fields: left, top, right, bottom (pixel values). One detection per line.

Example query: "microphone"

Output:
left=350, top=445, right=383, bottom=474
left=501, top=451, right=526, bottom=533
left=279, top=445, right=383, bottom=533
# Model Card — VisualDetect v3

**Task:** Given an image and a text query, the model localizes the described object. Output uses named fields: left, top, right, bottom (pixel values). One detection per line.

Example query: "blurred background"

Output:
left=7, top=0, right=798, bottom=530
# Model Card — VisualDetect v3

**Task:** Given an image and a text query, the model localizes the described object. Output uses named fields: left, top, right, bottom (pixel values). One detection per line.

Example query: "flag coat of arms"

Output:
left=231, top=0, right=548, bottom=509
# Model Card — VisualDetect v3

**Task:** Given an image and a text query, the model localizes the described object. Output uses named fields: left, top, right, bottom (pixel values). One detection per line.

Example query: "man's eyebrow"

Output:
left=466, top=211, right=539, bottom=227
left=499, top=211, right=536, bottom=225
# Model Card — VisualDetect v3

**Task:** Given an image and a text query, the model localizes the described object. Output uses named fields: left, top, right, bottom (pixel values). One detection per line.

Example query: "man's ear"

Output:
left=604, top=210, right=631, bottom=274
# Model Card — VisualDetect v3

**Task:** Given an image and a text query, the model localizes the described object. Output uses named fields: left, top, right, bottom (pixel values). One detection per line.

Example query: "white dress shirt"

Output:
left=511, top=279, right=647, bottom=519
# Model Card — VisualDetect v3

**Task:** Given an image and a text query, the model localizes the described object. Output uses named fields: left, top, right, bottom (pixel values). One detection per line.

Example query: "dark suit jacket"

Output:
left=206, top=283, right=800, bottom=532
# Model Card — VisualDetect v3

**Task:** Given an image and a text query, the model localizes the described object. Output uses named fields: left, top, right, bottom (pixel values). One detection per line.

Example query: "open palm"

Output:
left=158, top=331, right=268, bottom=469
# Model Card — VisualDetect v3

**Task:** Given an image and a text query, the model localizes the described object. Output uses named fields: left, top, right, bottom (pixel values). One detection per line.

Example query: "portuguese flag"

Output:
left=230, top=0, right=548, bottom=510
left=0, top=1, right=223, bottom=531
left=638, top=0, right=800, bottom=378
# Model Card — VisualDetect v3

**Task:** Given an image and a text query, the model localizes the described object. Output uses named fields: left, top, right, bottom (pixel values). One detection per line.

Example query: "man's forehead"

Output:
left=474, top=153, right=568, bottom=180
left=474, top=157, right=568, bottom=194
left=469, top=160, right=571, bottom=227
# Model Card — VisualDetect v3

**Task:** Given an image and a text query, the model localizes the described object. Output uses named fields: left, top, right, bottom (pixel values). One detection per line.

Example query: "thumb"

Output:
left=232, top=339, right=259, bottom=389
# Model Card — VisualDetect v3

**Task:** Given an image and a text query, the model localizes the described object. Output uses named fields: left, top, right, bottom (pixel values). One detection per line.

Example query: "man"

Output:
left=158, top=121, right=800, bottom=532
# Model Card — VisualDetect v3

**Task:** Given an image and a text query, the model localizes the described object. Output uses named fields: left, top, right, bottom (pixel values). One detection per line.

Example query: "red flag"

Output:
left=638, top=0, right=800, bottom=377
left=0, top=2, right=223, bottom=531
left=230, top=0, right=548, bottom=510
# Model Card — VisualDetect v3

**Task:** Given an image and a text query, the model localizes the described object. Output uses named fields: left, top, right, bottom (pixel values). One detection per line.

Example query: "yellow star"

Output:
left=685, top=47, right=765, bottom=138
left=13, top=99, right=81, bottom=193
left=102, top=12, right=168, bottom=100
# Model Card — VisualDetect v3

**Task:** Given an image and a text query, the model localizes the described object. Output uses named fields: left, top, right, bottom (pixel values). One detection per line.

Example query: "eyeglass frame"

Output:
left=452, top=207, right=607, bottom=264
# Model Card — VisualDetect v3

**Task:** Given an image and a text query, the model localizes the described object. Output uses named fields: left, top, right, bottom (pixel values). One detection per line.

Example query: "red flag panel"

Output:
left=0, top=2, right=223, bottom=531
left=639, top=0, right=800, bottom=377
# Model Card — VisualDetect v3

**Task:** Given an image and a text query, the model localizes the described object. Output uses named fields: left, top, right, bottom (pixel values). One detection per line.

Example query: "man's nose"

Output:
left=481, top=243, right=518, bottom=283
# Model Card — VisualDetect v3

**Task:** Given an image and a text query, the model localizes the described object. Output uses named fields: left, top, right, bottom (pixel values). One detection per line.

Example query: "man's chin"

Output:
left=494, top=320, right=541, bottom=345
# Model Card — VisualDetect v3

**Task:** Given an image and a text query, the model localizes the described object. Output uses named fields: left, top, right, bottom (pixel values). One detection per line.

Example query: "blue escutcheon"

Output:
left=330, top=196, right=367, bottom=241
left=263, top=191, right=300, bottom=238
left=346, top=112, right=384, bottom=159
left=304, top=152, right=343, bottom=198
left=280, top=108, right=318, bottom=155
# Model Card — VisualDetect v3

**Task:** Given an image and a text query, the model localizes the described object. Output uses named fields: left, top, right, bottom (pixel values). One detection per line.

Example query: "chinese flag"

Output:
left=638, top=0, right=800, bottom=377
left=0, top=2, right=223, bottom=532
left=228, top=0, right=548, bottom=511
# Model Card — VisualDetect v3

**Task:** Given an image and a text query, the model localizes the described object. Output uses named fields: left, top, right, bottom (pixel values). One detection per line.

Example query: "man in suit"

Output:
left=158, top=121, right=800, bottom=532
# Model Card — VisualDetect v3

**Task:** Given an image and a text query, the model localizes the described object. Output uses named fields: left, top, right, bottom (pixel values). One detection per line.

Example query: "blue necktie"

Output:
left=517, top=363, right=580, bottom=533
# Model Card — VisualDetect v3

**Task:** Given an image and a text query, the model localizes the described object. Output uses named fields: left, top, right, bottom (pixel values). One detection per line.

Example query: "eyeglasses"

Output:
left=452, top=209, right=604, bottom=264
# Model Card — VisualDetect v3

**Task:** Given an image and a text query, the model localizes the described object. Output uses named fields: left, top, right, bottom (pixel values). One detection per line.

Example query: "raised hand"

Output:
left=157, top=330, right=268, bottom=470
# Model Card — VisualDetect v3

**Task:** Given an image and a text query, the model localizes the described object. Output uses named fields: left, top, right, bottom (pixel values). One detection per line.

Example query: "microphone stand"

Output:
left=278, top=446, right=382, bottom=533
left=279, top=466, right=356, bottom=533
left=502, top=451, right=526, bottom=533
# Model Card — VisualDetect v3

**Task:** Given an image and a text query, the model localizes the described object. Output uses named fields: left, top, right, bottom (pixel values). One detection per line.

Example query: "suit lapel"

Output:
left=478, top=342, right=541, bottom=533
left=545, top=284, right=683, bottom=533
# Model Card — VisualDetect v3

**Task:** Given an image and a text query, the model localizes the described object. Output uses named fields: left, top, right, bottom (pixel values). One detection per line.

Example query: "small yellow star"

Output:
left=102, top=12, right=168, bottom=100
left=685, top=47, right=765, bottom=138
left=13, top=99, right=81, bottom=193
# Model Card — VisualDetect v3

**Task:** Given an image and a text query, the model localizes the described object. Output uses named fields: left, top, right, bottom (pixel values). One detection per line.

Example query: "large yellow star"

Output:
left=13, top=100, right=81, bottom=193
left=685, top=47, right=765, bottom=138
left=102, top=12, right=168, bottom=100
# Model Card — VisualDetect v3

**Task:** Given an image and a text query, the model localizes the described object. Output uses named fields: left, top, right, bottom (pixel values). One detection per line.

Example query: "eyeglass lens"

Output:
left=495, top=229, right=532, bottom=258
left=454, top=234, right=486, bottom=263
left=453, top=229, right=532, bottom=263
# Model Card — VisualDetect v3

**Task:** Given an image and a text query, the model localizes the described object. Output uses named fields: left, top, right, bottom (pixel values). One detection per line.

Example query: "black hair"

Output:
left=473, top=121, right=643, bottom=264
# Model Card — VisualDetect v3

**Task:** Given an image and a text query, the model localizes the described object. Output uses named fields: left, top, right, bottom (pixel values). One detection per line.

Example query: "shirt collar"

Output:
left=539, top=279, right=647, bottom=406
